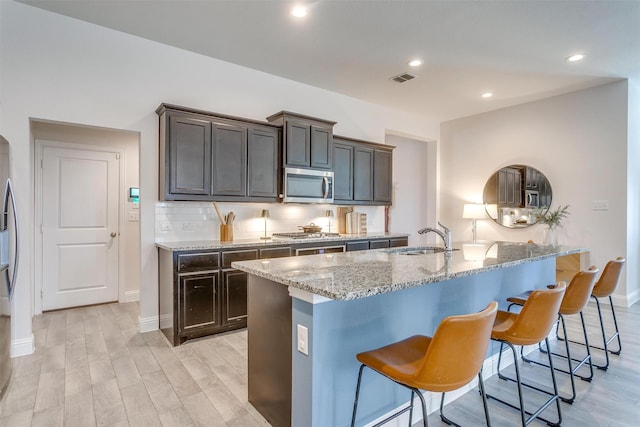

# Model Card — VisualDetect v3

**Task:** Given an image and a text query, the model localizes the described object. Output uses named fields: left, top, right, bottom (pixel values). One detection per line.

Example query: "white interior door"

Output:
left=41, top=146, right=120, bottom=311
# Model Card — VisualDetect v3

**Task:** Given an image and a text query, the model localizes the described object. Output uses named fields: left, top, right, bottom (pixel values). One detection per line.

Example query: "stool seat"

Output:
left=351, top=301, right=498, bottom=427
left=357, top=335, right=433, bottom=390
left=487, top=282, right=566, bottom=427
left=506, top=268, right=599, bottom=404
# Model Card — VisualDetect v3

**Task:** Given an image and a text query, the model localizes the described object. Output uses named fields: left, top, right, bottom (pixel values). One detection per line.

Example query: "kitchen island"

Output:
left=232, top=241, right=582, bottom=427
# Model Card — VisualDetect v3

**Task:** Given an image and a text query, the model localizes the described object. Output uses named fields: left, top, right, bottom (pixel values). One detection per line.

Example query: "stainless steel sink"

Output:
left=384, top=246, right=457, bottom=255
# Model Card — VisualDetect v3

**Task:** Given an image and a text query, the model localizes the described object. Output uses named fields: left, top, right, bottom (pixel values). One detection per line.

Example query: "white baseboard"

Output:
left=364, top=343, right=538, bottom=427
left=124, top=290, right=140, bottom=303
left=11, top=334, right=35, bottom=358
left=138, top=315, right=159, bottom=333
left=611, top=289, right=639, bottom=307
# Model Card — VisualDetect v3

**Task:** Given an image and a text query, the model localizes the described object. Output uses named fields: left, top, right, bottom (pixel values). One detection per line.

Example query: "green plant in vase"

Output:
left=538, top=205, right=570, bottom=245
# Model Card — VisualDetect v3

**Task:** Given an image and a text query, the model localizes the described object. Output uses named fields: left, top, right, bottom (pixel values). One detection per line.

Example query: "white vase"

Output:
left=543, top=227, right=558, bottom=245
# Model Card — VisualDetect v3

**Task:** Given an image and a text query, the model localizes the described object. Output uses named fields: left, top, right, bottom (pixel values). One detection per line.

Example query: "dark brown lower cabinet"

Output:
left=178, top=271, right=220, bottom=335
left=222, top=269, right=249, bottom=328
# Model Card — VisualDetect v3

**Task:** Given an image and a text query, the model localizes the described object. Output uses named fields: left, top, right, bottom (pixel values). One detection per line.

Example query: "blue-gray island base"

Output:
left=232, top=242, right=582, bottom=427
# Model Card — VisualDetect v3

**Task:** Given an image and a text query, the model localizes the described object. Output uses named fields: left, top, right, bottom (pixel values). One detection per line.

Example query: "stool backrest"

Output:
left=414, top=301, right=498, bottom=392
left=503, top=281, right=566, bottom=346
left=592, top=257, right=626, bottom=298
left=560, top=266, right=599, bottom=315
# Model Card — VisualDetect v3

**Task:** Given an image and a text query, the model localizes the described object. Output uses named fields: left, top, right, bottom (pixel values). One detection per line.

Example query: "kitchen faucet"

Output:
left=417, top=222, right=452, bottom=251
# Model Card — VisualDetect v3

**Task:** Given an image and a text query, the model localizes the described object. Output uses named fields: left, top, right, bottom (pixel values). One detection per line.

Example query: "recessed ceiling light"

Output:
left=481, top=92, right=493, bottom=99
left=566, top=53, right=586, bottom=62
left=408, top=59, right=423, bottom=67
left=290, top=5, right=308, bottom=18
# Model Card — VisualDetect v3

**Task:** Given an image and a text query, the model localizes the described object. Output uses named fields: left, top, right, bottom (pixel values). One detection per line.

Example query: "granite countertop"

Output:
left=155, top=232, right=409, bottom=251
left=231, top=241, right=583, bottom=301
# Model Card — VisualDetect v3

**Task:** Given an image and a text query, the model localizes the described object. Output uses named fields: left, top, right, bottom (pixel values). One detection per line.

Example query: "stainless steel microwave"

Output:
left=525, top=190, right=539, bottom=208
left=282, top=168, right=334, bottom=203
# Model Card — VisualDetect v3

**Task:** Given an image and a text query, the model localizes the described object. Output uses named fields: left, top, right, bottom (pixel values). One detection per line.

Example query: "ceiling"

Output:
left=19, top=0, right=640, bottom=121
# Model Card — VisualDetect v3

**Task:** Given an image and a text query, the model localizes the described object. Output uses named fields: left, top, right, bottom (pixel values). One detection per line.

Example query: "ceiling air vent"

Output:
left=390, top=73, right=416, bottom=83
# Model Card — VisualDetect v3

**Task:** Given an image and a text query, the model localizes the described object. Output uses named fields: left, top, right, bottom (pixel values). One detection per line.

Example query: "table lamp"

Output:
left=260, top=209, right=270, bottom=240
left=462, top=203, right=486, bottom=242
left=325, top=209, right=333, bottom=233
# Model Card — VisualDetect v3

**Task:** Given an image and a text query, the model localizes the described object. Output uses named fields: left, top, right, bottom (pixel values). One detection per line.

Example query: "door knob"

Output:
left=110, top=232, right=117, bottom=238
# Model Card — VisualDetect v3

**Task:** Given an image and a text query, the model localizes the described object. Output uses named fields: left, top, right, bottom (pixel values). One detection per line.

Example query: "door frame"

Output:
left=34, top=139, right=124, bottom=315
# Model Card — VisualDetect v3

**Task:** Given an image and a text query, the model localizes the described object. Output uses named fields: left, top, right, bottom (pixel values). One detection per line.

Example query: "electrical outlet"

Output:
left=592, top=200, right=609, bottom=211
left=297, top=324, right=309, bottom=355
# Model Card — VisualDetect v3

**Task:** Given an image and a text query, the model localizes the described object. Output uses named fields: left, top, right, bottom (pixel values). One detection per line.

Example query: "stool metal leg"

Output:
left=351, top=364, right=426, bottom=427
left=351, top=364, right=366, bottom=427
left=408, top=390, right=414, bottom=427
left=488, top=339, right=562, bottom=426
left=556, top=296, right=622, bottom=370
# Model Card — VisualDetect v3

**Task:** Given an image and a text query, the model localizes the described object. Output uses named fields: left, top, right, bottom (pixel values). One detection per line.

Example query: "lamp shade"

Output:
left=260, top=209, right=270, bottom=218
left=325, top=209, right=333, bottom=218
left=462, top=203, right=486, bottom=219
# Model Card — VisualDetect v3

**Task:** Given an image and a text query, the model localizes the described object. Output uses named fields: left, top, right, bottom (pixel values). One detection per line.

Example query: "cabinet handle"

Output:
left=110, top=232, right=117, bottom=238
left=322, top=176, right=329, bottom=198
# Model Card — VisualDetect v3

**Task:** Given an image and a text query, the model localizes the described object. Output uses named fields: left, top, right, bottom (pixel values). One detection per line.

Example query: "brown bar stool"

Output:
left=566, top=257, right=625, bottom=370
left=488, top=282, right=566, bottom=427
left=350, top=301, right=498, bottom=427
left=506, top=266, right=599, bottom=404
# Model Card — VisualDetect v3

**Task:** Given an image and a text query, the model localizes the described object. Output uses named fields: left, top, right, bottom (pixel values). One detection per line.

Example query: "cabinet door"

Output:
left=178, top=271, right=220, bottom=334
left=353, top=147, right=374, bottom=201
left=248, top=126, right=279, bottom=198
left=285, top=120, right=310, bottom=167
left=168, top=114, right=212, bottom=197
left=333, top=142, right=353, bottom=200
left=310, top=125, right=332, bottom=169
left=223, top=269, right=248, bottom=327
left=374, top=149, right=392, bottom=203
left=346, top=241, right=369, bottom=252
left=212, top=121, right=247, bottom=196
left=369, top=239, right=390, bottom=249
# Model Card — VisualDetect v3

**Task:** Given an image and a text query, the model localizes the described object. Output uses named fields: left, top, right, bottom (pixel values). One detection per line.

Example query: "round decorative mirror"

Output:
left=482, top=164, right=552, bottom=228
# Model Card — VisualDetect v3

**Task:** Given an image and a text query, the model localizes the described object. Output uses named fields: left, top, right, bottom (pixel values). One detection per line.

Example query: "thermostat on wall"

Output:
left=129, top=187, right=139, bottom=202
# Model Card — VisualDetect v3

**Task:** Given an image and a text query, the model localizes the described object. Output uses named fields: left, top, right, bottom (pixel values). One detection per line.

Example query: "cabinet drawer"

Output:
left=222, top=249, right=259, bottom=268
left=389, top=237, right=408, bottom=248
left=260, top=247, right=292, bottom=259
left=369, top=239, right=390, bottom=249
left=346, top=241, right=369, bottom=252
left=177, top=252, right=220, bottom=272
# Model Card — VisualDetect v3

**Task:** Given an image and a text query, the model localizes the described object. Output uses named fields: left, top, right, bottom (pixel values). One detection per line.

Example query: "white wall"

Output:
left=440, top=81, right=636, bottom=306
left=386, top=133, right=438, bottom=247
left=626, top=79, right=640, bottom=303
left=0, top=1, right=439, bottom=352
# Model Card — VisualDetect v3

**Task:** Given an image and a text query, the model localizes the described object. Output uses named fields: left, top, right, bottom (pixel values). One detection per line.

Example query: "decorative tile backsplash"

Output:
left=155, top=201, right=384, bottom=242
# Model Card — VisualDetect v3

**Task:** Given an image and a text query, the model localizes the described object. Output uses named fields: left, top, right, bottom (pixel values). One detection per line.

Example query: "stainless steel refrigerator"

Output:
left=0, top=137, right=18, bottom=398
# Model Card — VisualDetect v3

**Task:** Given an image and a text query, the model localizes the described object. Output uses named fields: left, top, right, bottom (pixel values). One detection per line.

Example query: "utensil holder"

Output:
left=220, top=224, right=233, bottom=242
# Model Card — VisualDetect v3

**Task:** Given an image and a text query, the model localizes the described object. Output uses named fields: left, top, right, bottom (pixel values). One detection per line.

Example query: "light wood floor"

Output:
left=0, top=300, right=637, bottom=426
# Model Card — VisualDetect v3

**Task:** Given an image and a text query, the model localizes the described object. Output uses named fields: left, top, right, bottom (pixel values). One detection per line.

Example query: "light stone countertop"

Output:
left=155, top=232, right=409, bottom=251
left=232, top=241, right=583, bottom=301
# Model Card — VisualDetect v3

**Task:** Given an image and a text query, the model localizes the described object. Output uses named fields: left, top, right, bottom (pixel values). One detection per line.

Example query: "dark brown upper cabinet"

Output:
left=332, top=136, right=394, bottom=206
left=266, top=111, right=335, bottom=170
left=333, top=141, right=354, bottom=201
left=164, top=113, right=212, bottom=198
left=157, top=104, right=280, bottom=202
left=374, top=149, right=393, bottom=204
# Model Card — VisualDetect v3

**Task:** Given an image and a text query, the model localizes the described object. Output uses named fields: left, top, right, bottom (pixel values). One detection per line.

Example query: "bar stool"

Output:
left=350, top=301, right=498, bottom=427
left=488, top=282, right=566, bottom=427
left=506, top=266, right=599, bottom=404
left=570, top=257, right=625, bottom=370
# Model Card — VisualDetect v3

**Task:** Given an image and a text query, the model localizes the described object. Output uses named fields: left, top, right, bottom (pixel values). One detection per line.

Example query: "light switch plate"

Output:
left=592, top=200, right=609, bottom=211
left=297, top=324, right=308, bottom=355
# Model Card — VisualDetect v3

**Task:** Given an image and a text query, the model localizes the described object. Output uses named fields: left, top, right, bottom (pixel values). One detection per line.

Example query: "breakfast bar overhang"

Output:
left=232, top=242, right=582, bottom=427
